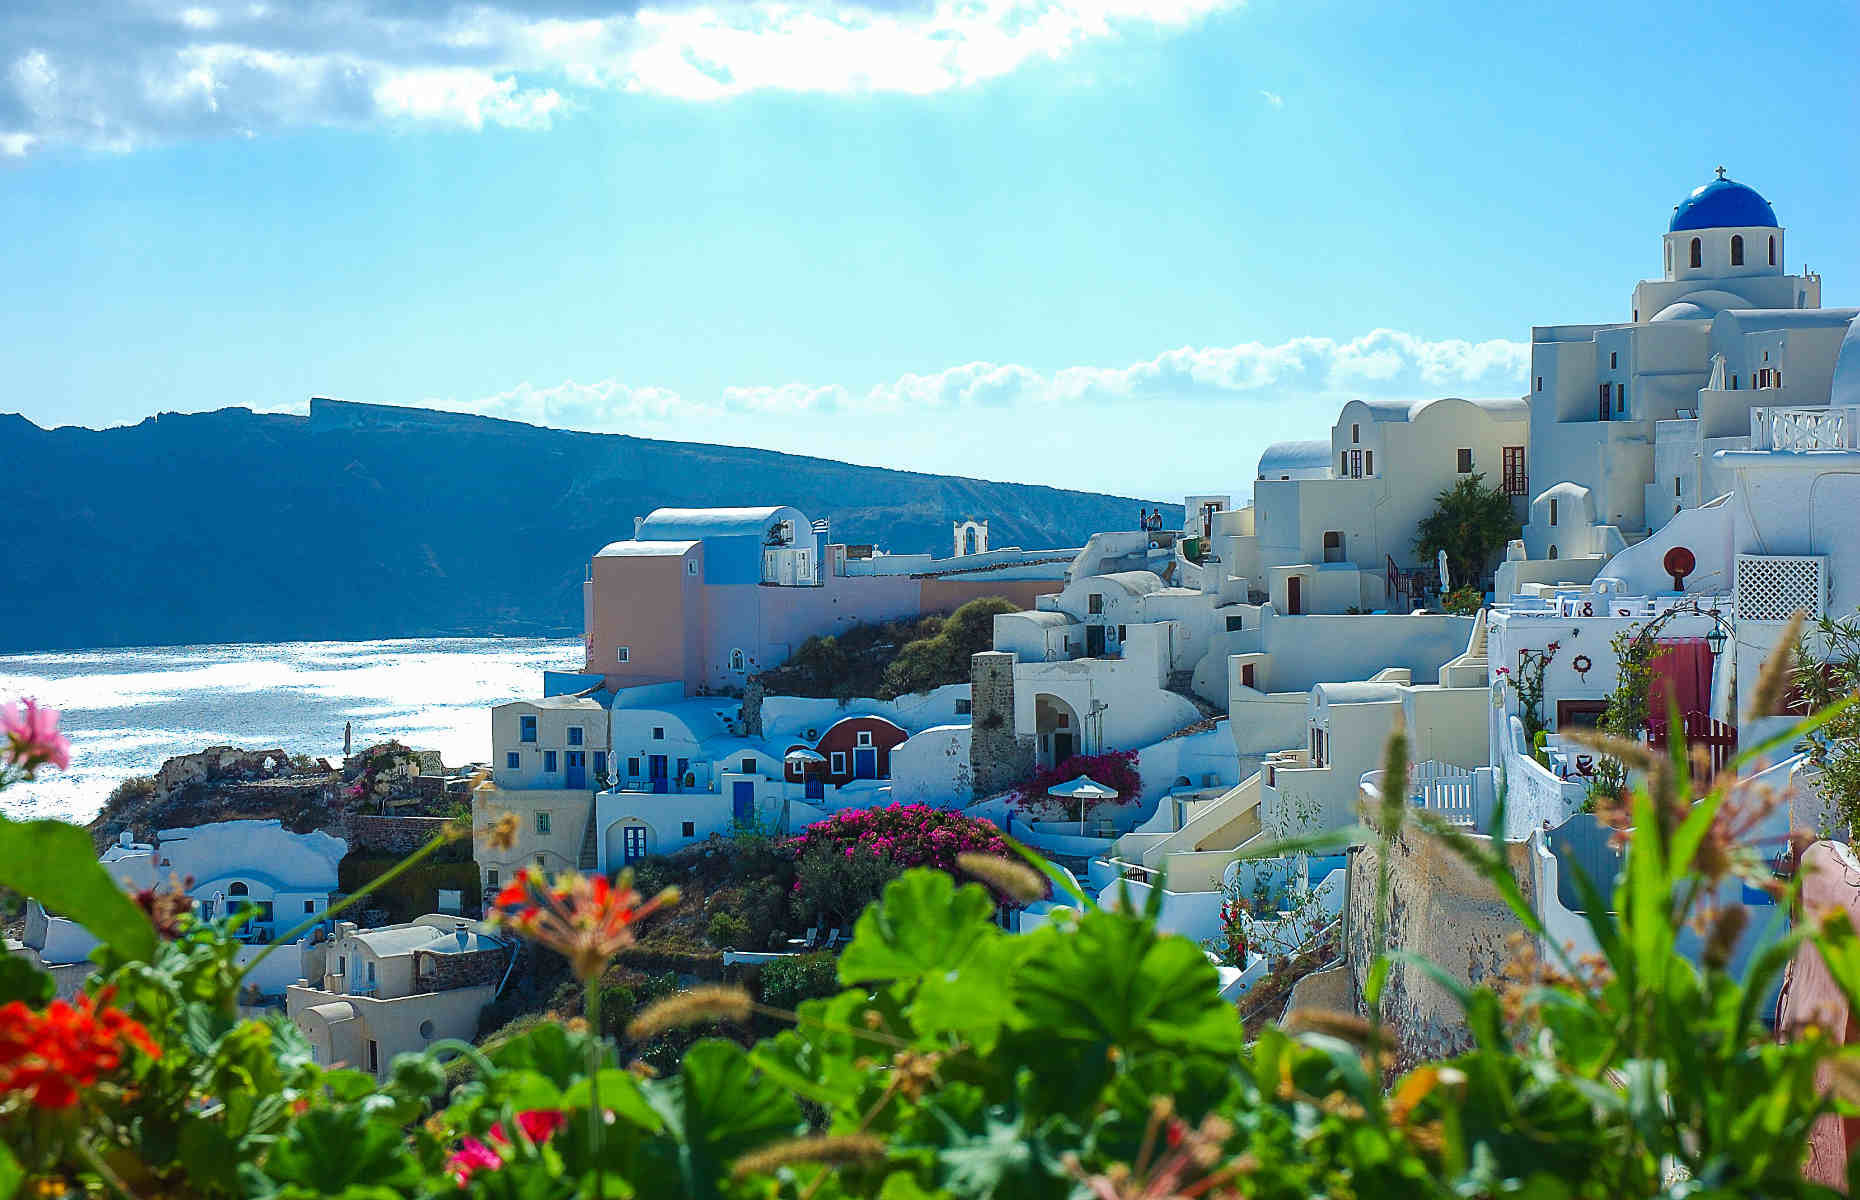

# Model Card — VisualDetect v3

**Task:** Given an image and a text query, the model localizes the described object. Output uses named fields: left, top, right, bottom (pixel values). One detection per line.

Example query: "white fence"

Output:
left=1751, top=405, right=1860, bottom=452
left=1361, top=760, right=1485, bottom=829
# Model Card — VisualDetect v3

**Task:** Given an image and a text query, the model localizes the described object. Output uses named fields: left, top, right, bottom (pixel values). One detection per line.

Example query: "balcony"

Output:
left=1750, top=405, right=1860, bottom=452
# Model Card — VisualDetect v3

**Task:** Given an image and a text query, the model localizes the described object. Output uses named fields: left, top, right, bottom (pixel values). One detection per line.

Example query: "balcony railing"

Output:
left=1751, top=405, right=1860, bottom=452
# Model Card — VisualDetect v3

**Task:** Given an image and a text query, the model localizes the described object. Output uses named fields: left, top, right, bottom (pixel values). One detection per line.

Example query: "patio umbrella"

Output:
left=783, top=748, right=826, bottom=764
left=1047, top=775, right=1119, bottom=836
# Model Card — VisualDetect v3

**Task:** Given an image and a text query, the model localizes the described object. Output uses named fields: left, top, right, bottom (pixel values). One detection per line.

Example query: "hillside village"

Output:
left=14, top=170, right=1860, bottom=1085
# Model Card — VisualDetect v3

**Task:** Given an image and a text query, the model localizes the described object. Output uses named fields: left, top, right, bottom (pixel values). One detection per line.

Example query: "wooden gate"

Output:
left=1646, top=711, right=1739, bottom=778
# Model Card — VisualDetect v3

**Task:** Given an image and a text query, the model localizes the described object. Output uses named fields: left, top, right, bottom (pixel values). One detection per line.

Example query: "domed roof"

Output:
left=1670, top=172, right=1778, bottom=232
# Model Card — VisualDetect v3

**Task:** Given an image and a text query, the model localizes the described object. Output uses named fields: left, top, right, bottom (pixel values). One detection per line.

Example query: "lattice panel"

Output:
left=1735, top=554, right=1825, bottom=622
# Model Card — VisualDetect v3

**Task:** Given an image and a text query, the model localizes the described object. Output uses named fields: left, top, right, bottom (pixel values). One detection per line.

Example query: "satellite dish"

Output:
left=1662, top=546, right=1697, bottom=592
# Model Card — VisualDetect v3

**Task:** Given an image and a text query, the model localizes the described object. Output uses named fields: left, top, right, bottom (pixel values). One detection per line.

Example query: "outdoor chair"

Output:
left=823, top=928, right=842, bottom=951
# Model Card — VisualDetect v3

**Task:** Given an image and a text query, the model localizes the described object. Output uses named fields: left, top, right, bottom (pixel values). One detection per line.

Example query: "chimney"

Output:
left=633, top=515, right=645, bottom=537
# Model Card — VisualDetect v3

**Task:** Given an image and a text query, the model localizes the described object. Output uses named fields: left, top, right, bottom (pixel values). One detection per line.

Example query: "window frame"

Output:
left=1086, top=593, right=1103, bottom=615
left=535, top=811, right=551, bottom=835
left=543, top=750, right=558, bottom=774
left=519, top=715, right=537, bottom=743
left=1456, top=448, right=1473, bottom=473
left=616, top=646, right=630, bottom=663
left=682, top=821, right=696, bottom=838
left=830, top=751, right=847, bottom=774
left=567, top=725, right=583, bottom=746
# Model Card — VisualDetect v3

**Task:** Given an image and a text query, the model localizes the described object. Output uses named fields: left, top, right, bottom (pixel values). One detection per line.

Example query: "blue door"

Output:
left=648, top=755, right=669, bottom=794
left=853, top=747, right=878, bottom=780
left=565, top=751, right=586, bottom=789
left=622, top=826, right=647, bottom=864
left=805, top=777, right=825, bottom=801
left=732, top=781, right=755, bottom=825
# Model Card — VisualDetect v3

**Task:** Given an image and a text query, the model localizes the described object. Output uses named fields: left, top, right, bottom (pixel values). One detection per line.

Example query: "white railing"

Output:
left=1361, top=760, right=1479, bottom=828
left=1751, top=406, right=1860, bottom=452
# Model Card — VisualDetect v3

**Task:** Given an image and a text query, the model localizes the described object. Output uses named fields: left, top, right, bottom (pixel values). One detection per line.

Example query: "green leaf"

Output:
left=639, top=1039, right=804, bottom=1200
left=489, top=1021, right=598, bottom=1087
left=560, top=1069, right=664, bottom=1133
left=264, top=1106, right=421, bottom=1192
left=1011, top=905, right=1240, bottom=1057
left=0, top=1141, right=21, bottom=1200
left=0, top=815, right=156, bottom=963
left=838, top=869, right=1000, bottom=987
left=0, top=955, right=53, bottom=1007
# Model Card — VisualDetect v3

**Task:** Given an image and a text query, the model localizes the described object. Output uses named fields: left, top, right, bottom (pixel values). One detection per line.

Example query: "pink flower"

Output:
left=491, top=1108, right=567, bottom=1147
left=2, top=698, right=69, bottom=774
left=448, top=1137, right=502, bottom=1185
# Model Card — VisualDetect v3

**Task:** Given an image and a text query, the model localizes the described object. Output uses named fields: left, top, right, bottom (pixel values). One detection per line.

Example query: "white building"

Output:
left=1510, top=171, right=1846, bottom=594
left=17, top=820, right=347, bottom=997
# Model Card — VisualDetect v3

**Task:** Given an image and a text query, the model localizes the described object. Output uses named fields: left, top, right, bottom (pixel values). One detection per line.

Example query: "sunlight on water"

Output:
left=0, top=638, right=582, bottom=824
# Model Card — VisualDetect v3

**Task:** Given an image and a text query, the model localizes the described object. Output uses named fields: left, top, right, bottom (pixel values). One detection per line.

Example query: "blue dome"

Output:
left=1669, top=174, right=1778, bottom=232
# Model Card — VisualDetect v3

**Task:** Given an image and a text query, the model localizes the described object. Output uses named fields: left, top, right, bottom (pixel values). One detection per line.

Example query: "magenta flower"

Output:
left=2, top=698, right=70, bottom=774
left=448, top=1137, right=503, bottom=1185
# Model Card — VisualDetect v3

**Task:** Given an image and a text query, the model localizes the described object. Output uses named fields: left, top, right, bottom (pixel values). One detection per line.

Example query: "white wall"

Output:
left=888, top=724, right=973, bottom=807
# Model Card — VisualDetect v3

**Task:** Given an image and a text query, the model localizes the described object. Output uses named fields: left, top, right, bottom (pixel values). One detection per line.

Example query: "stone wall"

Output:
left=1346, top=829, right=1536, bottom=1071
left=969, top=651, right=1033, bottom=799
left=347, top=815, right=457, bottom=856
left=414, top=946, right=510, bottom=992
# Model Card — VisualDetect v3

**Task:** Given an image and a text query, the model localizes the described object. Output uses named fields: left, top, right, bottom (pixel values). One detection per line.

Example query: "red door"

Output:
left=1287, top=576, right=1303, bottom=615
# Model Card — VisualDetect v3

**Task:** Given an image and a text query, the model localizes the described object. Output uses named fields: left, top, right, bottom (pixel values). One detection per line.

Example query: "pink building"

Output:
left=583, top=506, right=1074, bottom=695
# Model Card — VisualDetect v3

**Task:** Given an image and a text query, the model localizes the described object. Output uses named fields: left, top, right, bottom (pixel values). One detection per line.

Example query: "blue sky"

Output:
left=2, top=0, right=1854, bottom=500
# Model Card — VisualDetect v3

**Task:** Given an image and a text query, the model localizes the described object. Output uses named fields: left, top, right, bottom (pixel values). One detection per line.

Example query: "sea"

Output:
left=0, top=637, right=583, bottom=824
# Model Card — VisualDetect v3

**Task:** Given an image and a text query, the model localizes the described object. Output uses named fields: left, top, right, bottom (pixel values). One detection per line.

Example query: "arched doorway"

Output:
left=1033, top=693, right=1081, bottom=768
left=604, top=819, right=653, bottom=871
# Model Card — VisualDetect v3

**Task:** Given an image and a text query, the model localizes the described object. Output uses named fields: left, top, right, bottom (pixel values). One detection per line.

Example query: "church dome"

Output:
left=1670, top=173, right=1778, bottom=232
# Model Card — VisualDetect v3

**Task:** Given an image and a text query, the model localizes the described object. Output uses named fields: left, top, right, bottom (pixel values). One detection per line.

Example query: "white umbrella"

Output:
left=784, top=748, right=826, bottom=764
left=1047, top=775, right=1118, bottom=836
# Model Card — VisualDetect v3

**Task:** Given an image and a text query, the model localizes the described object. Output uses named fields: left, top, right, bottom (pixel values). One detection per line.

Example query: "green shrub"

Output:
left=790, top=840, right=902, bottom=930
left=755, top=952, right=840, bottom=1012
left=705, top=909, right=750, bottom=950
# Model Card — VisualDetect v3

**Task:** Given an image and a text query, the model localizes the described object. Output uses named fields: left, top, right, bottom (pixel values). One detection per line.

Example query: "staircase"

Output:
left=577, top=802, right=600, bottom=872
left=1166, top=669, right=1223, bottom=721
left=1437, top=608, right=1490, bottom=688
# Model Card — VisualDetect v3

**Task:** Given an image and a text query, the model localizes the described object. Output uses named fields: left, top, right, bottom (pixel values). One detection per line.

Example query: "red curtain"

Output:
left=1648, top=638, right=1713, bottom=721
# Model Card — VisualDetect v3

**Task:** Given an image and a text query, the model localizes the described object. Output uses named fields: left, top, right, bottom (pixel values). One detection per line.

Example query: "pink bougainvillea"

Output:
left=786, top=804, right=1013, bottom=874
left=1012, top=750, right=1141, bottom=819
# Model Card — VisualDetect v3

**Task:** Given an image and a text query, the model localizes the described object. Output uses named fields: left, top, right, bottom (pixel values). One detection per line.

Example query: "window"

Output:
left=1769, top=236, right=1776, bottom=266
left=1348, top=449, right=1362, bottom=478
left=593, top=751, right=606, bottom=777
left=535, top=854, right=546, bottom=869
left=1615, top=383, right=1625, bottom=414
left=520, top=715, right=537, bottom=743
left=682, top=821, right=695, bottom=838
left=1731, top=234, right=1744, bottom=266
left=229, top=881, right=248, bottom=896
left=1548, top=546, right=1558, bottom=560
left=535, top=812, right=551, bottom=835
left=1675, top=476, right=1682, bottom=497
left=652, top=727, right=664, bottom=740
left=567, top=726, right=583, bottom=746
left=1609, top=351, right=1617, bottom=369
left=1322, top=531, right=1344, bottom=563
left=368, top=1041, right=379, bottom=1074
left=1456, top=448, right=1473, bottom=473
left=1364, top=450, right=1373, bottom=475
left=1340, top=452, right=1348, bottom=475
left=1501, top=445, right=1527, bottom=496
left=1689, top=237, right=1702, bottom=268
left=505, top=751, right=519, bottom=769
left=1241, top=663, right=1255, bottom=688
left=616, top=647, right=630, bottom=663
left=304, top=899, right=316, bottom=913
left=742, top=757, right=756, bottom=773
left=830, top=751, right=847, bottom=774
left=1549, top=498, right=1559, bottom=526
left=686, top=559, right=698, bottom=575
left=857, top=730, right=873, bottom=747
left=1731, top=374, right=1738, bottom=389
left=1535, top=375, right=1543, bottom=392
left=1117, top=624, right=1127, bottom=641
left=1225, top=615, right=1245, bottom=632
left=420, top=1020, right=435, bottom=1040
left=1665, top=243, right=1672, bottom=273
left=1350, top=422, right=1360, bottom=443
left=627, top=757, right=639, bottom=776
left=1087, top=593, right=1103, bottom=615
left=955, top=698, right=972, bottom=715
left=729, top=649, right=746, bottom=672
left=487, top=868, right=498, bottom=891
left=543, top=751, right=557, bottom=773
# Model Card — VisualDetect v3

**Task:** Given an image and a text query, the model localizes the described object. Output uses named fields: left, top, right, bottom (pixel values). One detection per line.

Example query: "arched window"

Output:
left=1689, top=238, right=1702, bottom=269
left=1731, top=235, right=1744, bottom=266
left=1322, top=531, right=1344, bottom=563
left=1769, top=236, right=1776, bottom=266
left=729, top=649, right=745, bottom=672
left=228, top=881, right=248, bottom=896
left=1548, top=546, right=1558, bottom=560
left=1665, top=243, right=1672, bottom=274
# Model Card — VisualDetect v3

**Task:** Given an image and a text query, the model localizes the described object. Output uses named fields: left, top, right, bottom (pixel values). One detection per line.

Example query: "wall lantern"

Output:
left=1706, top=626, right=1729, bottom=659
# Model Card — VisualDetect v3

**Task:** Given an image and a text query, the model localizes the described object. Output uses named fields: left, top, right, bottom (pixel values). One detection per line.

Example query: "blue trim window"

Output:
left=593, top=752, right=607, bottom=777
left=567, top=726, right=584, bottom=746
left=505, top=752, right=520, bottom=769
left=544, top=750, right=558, bottom=773
left=520, top=715, right=537, bottom=743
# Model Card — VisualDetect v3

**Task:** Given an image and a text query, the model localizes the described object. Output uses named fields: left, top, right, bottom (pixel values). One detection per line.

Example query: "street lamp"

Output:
left=1705, top=625, right=1729, bottom=659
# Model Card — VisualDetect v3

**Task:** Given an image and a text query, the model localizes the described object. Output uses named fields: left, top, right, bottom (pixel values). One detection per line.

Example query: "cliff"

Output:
left=1, top=400, right=1177, bottom=651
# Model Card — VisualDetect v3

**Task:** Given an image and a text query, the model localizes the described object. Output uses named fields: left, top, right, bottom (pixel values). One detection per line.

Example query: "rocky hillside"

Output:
left=1, top=400, right=1179, bottom=651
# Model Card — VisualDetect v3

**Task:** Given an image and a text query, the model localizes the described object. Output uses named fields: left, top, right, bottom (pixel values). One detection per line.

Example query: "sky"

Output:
left=2, top=0, right=1855, bottom=502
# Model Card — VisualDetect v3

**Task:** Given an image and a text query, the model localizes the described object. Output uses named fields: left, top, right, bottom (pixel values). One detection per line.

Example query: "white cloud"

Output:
left=1259, top=88, right=1281, bottom=108
left=0, top=0, right=1248, bottom=158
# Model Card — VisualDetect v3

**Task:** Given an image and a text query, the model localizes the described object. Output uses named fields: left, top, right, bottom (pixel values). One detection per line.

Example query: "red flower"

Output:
left=0, top=989, right=160, bottom=1109
left=491, top=1108, right=568, bottom=1146
left=448, top=1137, right=503, bottom=1185
left=489, top=869, right=678, bottom=981
left=451, top=1109, right=567, bottom=1184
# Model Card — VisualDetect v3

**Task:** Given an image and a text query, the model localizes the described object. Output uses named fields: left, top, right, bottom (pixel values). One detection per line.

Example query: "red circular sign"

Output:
left=1663, top=546, right=1697, bottom=579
